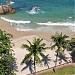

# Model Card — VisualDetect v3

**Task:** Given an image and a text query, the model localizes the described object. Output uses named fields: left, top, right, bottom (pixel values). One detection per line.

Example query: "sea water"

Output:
left=0, top=0, right=75, bottom=32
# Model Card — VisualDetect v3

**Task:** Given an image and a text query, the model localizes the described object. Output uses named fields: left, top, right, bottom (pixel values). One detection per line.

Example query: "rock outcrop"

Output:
left=0, top=5, right=16, bottom=15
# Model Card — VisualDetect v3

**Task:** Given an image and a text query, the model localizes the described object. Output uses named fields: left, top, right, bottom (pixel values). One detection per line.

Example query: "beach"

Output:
left=0, top=19, right=75, bottom=75
left=0, top=0, right=74, bottom=74
left=0, top=19, right=74, bottom=39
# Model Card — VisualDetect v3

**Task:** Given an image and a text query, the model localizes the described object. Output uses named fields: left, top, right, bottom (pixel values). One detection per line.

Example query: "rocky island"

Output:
left=0, top=0, right=16, bottom=15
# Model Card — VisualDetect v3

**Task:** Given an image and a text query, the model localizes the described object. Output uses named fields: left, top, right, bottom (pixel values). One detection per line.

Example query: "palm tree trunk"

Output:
left=33, top=56, right=36, bottom=75
left=53, top=51, right=58, bottom=73
left=55, top=55, right=58, bottom=67
left=47, top=63, right=49, bottom=69
left=55, top=51, right=58, bottom=67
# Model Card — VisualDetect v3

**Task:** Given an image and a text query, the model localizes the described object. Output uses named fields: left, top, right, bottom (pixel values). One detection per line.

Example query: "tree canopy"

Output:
left=21, top=38, right=47, bottom=74
left=0, top=29, right=16, bottom=75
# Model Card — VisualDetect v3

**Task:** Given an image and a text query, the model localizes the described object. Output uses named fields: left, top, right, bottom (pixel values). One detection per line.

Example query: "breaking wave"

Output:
left=1, top=17, right=31, bottom=24
left=10, top=1, right=15, bottom=5
left=16, top=28, right=33, bottom=31
left=36, top=21, right=75, bottom=26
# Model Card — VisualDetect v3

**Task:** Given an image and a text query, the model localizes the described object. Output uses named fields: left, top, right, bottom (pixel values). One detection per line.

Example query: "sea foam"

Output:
left=1, top=17, right=31, bottom=24
left=27, top=6, right=40, bottom=15
left=37, top=21, right=75, bottom=26
left=10, top=1, right=15, bottom=5
left=16, top=28, right=33, bottom=31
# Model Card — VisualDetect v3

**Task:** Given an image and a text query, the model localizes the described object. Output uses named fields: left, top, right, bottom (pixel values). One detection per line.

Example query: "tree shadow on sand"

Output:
left=41, top=54, right=51, bottom=69
left=58, top=54, right=68, bottom=64
left=21, top=58, right=34, bottom=74
left=71, top=50, right=75, bottom=63
left=11, top=58, right=18, bottom=72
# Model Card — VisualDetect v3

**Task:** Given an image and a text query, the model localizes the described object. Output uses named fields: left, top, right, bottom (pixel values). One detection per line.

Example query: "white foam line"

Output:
left=37, top=21, right=75, bottom=26
left=16, top=28, right=33, bottom=31
left=1, top=17, right=31, bottom=24
left=10, top=1, right=15, bottom=5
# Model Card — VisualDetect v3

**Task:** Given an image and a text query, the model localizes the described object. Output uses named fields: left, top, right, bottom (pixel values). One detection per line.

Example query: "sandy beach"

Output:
left=0, top=19, right=75, bottom=75
left=0, top=19, right=74, bottom=40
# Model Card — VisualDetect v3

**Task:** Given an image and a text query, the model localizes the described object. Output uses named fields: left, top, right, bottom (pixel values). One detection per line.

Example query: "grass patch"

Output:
left=38, top=65, right=75, bottom=75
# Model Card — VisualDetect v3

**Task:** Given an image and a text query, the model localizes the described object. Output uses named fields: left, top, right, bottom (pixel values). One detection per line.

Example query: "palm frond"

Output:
left=21, top=44, right=30, bottom=49
left=51, top=44, right=56, bottom=50
left=34, top=55, right=42, bottom=63
left=33, top=38, right=43, bottom=45
left=40, top=43, right=46, bottom=47
left=37, top=38, right=43, bottom=44
left=41, top=46, right=48, bottom=50
left=27, top=40, right=32, bottom=46
left=21, top=53, right=32, bottom=65
left=59, top=50, right=65, bottom=56
left=40, top=53, right=45, bottom=58
left=63, top=34, right=69, bottom=39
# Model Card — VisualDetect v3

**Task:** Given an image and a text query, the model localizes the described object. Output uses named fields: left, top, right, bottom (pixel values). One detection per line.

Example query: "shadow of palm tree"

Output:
left=21, top=58, right=34, bottom=74
left=12, top=58, right=18, bottom=72
left=41, top=54, right=51, bottom=69
left=71, top=50, right=75, bottom=63
left=58, top=54, right=68, bottom=64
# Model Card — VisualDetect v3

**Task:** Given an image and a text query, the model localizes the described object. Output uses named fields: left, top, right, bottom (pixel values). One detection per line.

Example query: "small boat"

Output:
left=28, top=6, right=40, bottom=14
left=31, top=6, right=40, bottom=12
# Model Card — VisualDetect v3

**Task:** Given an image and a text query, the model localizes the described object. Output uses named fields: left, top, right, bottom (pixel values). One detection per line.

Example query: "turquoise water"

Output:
left=0, top=0, right=75, bottom=31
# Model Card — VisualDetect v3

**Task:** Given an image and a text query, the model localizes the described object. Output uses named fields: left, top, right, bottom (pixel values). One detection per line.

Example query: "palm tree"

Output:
left=21, top=38, right=47, bottom=75
left=69, top=37, right=75, bottom=51
left=51, top=32, right=69, bottom=67
left=69, top=37, right=75, bottom=62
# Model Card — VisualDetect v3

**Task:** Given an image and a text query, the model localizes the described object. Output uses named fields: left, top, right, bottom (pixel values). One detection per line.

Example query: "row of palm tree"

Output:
left=21, top=32, right=75, bottom=75
left=0, top=29, right=75, bottom=75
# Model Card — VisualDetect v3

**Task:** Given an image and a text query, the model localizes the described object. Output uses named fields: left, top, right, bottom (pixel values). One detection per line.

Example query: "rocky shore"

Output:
left=0, top=5, right=16, bottom=14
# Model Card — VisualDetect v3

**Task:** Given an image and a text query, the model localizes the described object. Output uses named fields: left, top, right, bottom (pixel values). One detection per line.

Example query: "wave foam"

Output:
left=16, top=28, right=33, bottom=31
left=37, top=21, right=74, bottom=26
left=1, top=17, right=31, bottom=24
left=26, top=10, right=39, bottom=15
left=10, top=1, right=15, bottom=5
left=27, top=6, right=40, bottom=15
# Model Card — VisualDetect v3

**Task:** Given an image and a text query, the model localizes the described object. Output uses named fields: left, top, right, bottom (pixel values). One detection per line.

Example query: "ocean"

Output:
left=0, top=0, right=75, bottom=32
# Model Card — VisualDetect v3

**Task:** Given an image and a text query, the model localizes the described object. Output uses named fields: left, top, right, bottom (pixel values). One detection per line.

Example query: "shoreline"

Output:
left=0, top=19, right=74, bottom=40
